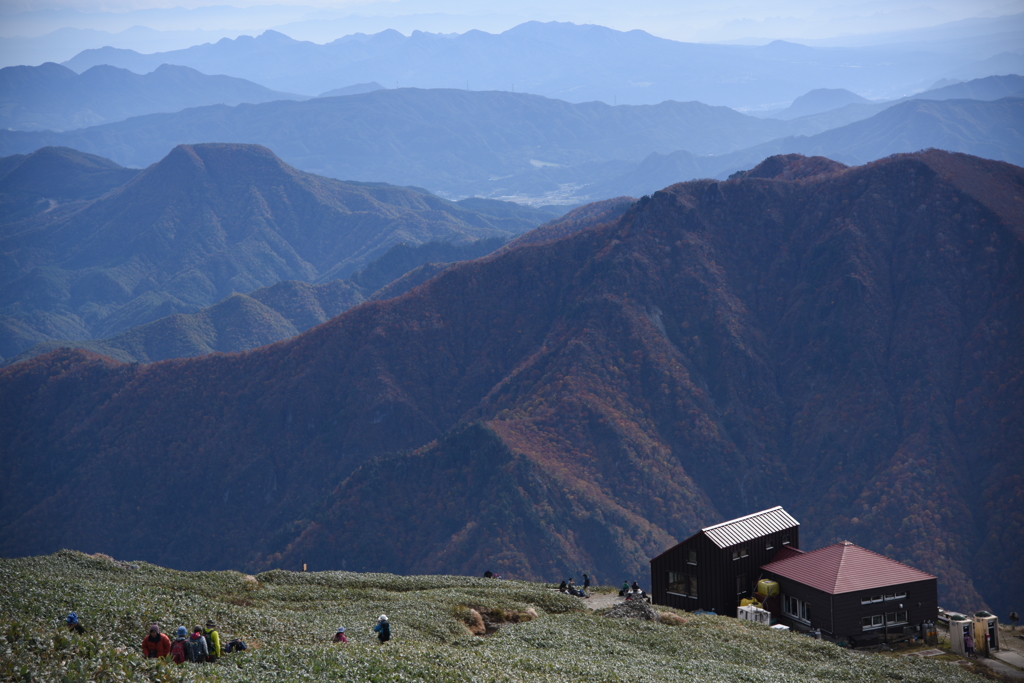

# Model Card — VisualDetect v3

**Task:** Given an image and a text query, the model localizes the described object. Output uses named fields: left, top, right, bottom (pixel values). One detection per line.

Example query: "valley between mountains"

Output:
left=1, top=149, right=1020, bottom=620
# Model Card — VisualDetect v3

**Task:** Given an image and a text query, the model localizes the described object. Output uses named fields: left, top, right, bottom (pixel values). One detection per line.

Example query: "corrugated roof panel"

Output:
left=760, top=541, right=936, bottom=594
left=702, top=506, right=800, bottom=549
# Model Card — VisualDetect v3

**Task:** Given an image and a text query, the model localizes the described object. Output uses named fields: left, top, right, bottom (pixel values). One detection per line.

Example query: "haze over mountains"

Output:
left=0, top=61, right=303, bottom=131
left=0, top=144, right=556, bottom=361
left=57, top=20, right=1024, bottom=107
left=2, top=83, right=1021, bottom=206
left=2, top=151, right=1020, bottom=620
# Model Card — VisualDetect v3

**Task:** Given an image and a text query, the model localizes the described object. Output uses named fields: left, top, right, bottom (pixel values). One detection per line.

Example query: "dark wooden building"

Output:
left=650, top=506, right=799, bottom=617
left=760, top=540, right=938, bottom=645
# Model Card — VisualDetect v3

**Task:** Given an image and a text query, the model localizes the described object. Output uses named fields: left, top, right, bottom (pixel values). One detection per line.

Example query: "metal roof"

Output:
left=760, top=541, right=936, bottom=595
left=701, top=506, right=799, bottom=549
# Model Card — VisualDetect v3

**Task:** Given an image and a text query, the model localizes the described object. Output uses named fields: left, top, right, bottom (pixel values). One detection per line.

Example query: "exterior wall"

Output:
left=651, top=523, right=799, bottom=617
left=765, top=575, right=938, bottom=643
left=770, top=577, right=831, bottom=634
left=832, top=579, right=937, bottom=642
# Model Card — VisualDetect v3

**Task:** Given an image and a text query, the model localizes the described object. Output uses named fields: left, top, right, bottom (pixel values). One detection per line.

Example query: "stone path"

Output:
left=582, top=592, right=626, bottom=610
left=979, top=655, right=1024, bottom=680
left=994, top=650, right=1024, bottom=669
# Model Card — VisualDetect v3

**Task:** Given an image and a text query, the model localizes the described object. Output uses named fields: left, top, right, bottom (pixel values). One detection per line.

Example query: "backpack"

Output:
left=170, top=639, right=187, bottom=664
left=186, top=636, right=207, bottom=663
left=225, top=639, right=247, bottom=653
left=378, top=622, right=391, bottom=642
left=202, top=629, right=216, bottom=659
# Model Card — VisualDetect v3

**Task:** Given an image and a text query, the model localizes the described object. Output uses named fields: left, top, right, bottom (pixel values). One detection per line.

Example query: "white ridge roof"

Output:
left=702, top=506, right=799, bottom=549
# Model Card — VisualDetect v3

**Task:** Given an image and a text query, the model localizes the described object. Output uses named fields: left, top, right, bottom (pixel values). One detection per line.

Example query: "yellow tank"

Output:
left=739, top=597, right=762, bottom=608
left=757, top=580, right=780, bottom=597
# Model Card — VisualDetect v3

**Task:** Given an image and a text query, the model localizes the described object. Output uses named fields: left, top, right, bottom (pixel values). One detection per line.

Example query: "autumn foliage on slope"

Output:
left=1, top=150, right=1020, bottom=617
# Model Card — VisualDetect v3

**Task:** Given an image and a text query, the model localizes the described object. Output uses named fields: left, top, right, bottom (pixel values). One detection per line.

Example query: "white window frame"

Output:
left=783, top=594, right=811, bottom=624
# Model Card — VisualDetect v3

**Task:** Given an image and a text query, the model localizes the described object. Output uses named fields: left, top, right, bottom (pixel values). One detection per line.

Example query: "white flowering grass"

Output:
left=0, top=551, right=987, bottom=682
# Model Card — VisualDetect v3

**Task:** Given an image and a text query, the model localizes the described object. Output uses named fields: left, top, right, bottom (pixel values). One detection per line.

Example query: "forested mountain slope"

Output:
left=0, top=143, right=542, bottom=360
left=1, top=151, right=1020, bottom=620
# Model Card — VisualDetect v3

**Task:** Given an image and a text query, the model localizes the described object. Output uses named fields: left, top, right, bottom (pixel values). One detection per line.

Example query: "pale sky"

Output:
left=3, top=0, right=1022, bottom=44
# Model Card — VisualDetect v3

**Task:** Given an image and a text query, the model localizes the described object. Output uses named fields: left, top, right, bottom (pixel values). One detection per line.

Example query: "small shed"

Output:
left=650, top=506, right=800, bottom=617
left=760, top=540, right=938, bottom=645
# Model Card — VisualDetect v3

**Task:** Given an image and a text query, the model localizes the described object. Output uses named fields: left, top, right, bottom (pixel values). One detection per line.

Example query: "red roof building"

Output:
left=760, top=541, right=937, bottom=645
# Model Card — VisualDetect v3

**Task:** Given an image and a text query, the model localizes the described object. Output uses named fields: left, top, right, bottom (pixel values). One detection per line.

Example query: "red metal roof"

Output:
left=760, top=541, right=935, bottom=594
left=769, top=546, right=804, bottom=562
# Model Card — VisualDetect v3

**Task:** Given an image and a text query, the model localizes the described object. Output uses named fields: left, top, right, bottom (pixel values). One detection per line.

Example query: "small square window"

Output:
left=782, top=534, right=790, bottom=545
left=687, top=550, right=697, bottom=564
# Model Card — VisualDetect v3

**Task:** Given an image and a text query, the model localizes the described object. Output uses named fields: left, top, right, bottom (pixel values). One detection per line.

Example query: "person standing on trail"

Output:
left=142, top=624, right=171, bottom=659
left=964, top=632, right=976, bottom=658
left=374, top=615, right=391, bottom=644
left=169, top=627, right=189, bottom=664
left=187, top=626, right=209, bottom=663
left=202, top=620, right=221, bottom=661
left=583, top=574, right=591, bottom=591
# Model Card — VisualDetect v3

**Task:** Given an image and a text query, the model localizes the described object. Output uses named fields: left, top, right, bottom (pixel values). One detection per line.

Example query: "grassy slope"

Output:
left=0, top=551, right=988, bottom=683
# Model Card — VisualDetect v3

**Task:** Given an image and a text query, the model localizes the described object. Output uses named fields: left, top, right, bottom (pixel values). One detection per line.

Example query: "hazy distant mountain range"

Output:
left=2, top=150, right=1019, bottom=621
left=0, top=144, right=558, bottom=361
left=0, top=61, right=303, bottom=131
left=1, top=85, right=1020, bottom=205
left=57, top=21, right=1022, bottom=106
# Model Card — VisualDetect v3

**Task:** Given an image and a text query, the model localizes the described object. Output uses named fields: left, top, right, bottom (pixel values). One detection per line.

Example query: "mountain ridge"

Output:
left=1, top=150, right=1019, bottom=618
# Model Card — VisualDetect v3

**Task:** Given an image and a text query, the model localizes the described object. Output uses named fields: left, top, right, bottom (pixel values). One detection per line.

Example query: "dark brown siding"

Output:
left=651, top=524, right=799, bottom=616
left=766, top=574, right=938, bottom=642
left=831, top=579, right=938, bottom=641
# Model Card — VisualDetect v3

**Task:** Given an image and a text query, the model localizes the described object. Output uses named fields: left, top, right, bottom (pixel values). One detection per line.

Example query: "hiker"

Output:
left=620, top=581, right=629, bottom=597
left=170, top=627, right=189, bottom=664
left=964, top=632, right=976, bottom=658
left=224, top=638, right=248, bottom=653
left=583, top=574, right=591, bottom=591
left=66, top=612, right=85, bottom=634
left=142, top=624, right=171, bottom=659
left=374, top=615, right=391, bottom=644
left=333, top=626, right=348, bottom=643
left=483, top=570, right=493, bottom=578
left=558, top=580, right=568, bottom=593
left=187, top=625, right=209, bottom=663
left=631, top=580, right=640, bottom=593
left=203, top=620, right=221, bottom=661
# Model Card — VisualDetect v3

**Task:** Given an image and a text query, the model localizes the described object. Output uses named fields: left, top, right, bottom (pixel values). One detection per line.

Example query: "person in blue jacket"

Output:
left=374, top=614, right=391, bottom=644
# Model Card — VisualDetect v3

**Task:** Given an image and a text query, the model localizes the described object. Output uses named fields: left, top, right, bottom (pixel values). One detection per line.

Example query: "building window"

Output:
left=861, top=595, right=883, bottom=605
left=736, top=574, right=748, bottom=596
left=862, top=612, right=908, bottom=630
left=782, top=534, right=790, bottom=545
left=687, top=550, right=697, bottom=564
left=731, top=547, right=749, bottom=560
left=885, top=592, right=906, bottom=601
left=784, top=595, right=811, bottom=623
left=766, top=539, right=774, bottom=550
left=862, top=615, right=884, bottom=630
left=667, top=572, right=698, bottom=598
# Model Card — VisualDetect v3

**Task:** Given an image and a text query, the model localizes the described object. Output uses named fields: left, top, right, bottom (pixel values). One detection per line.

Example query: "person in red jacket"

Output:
left=141, top=624, right=171, bottom=659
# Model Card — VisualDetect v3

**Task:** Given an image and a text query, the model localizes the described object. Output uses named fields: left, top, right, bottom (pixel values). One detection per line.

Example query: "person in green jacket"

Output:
left=202, top=620, right=221, bottom=661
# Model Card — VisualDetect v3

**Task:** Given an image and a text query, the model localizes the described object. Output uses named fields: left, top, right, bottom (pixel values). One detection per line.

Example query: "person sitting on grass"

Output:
left=333, top=627, right=348, bottom=643
left=66, top=612, right=85, bottom=634
left=374, top=615, right=391, bottom=644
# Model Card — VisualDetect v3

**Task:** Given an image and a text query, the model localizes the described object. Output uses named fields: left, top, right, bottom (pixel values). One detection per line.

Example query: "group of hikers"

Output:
left=558, top=574, right=592, bottom=598
left=332, top=615, right=392, bottom=645
left=620, top=580, right=649, bottom=600
left=65, top=613, right=244, bottom=664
